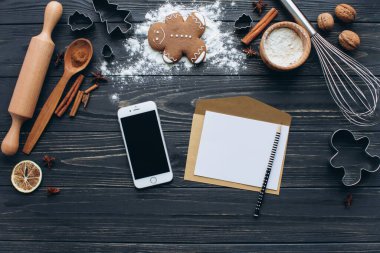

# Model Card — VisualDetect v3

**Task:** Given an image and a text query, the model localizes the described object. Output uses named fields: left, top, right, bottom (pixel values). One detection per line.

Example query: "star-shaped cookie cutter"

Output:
left=92, top=0, right=132, bottom=36
left=330, top=129, right=380, bottom=186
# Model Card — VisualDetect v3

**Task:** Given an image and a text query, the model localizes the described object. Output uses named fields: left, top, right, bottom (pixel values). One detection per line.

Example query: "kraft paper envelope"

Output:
left=184, top=96, right=292, bottom=195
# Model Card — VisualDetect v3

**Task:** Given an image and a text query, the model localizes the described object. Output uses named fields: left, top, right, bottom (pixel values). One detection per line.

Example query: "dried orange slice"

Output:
left=11, top=160, right=42, bottom=193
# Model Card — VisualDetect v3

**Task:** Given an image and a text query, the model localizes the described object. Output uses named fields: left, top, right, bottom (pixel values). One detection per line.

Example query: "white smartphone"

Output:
left=118, top=101, right=173, bottom=189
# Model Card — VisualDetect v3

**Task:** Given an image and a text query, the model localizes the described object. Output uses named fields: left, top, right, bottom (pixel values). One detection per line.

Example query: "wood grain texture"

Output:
left=2, top=75, right=380, bottom=133
left=0, top=131, right=379, bottom=188
left=0, top=0, right=379, bottom=24
left=0, top=22, right=379, bottom=77
left=1, top=242, right=380, bottom=253
left=1, top=0, right=380, bottom=251
left=0, top=186, right=379, bottom=243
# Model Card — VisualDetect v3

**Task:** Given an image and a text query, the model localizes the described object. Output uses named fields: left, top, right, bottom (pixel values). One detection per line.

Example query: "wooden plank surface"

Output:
left=1, top=0, right=380, bottom=252
left=1, top=242, right=380, bottom=253
left=1, top=131, right=379, bottom=188
left=2, top=75, right=380, bottom=133
left=0, top=22, right=379, bottom=77
left=0, top=187, right=379, bottom=243
left=0, top=0, right=379, bottom=24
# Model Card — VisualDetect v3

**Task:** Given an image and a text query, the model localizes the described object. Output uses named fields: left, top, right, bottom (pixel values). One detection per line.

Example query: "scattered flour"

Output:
left=264, top=28, right=304, bottom=67
left=100, top=1, right=246, bottom=83
left=110, top=93, right=120, bottom=103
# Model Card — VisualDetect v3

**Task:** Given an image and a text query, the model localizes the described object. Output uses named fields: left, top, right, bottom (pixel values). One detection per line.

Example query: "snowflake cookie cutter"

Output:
left=330, top=129, right=380, bottom=186
left=234, top=13, right=253, bottom=33
left=68, top=11, right=94, bottom=31
left=92, top=0, right=132, bottom=36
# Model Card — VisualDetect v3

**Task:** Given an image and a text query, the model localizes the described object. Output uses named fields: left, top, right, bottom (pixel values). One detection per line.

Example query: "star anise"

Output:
left=43, top=155, right=55, bottom=169
left=253, top=0, right=268, bottom=16
left=54, top=51, right=64, bottom=67
left=243, top=47, right=258, bottom=57
left=47, top=187, right=61, bottom=195
left=344, top=193, right=353, bottom=208
left=91, top=71, right=108, bottom=83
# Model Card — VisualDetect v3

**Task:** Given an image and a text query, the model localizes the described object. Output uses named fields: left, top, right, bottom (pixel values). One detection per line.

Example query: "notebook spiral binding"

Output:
left=254, top=130, right=281, bottom=217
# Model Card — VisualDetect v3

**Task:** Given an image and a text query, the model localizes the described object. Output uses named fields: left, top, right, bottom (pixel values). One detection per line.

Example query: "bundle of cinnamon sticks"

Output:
left=54, top=75, right=99, bottom=118
left=241, top=7, right=278, bottom=45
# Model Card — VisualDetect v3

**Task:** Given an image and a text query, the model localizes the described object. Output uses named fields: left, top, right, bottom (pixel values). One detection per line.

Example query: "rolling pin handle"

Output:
left=41, top=1, right=63, bottom=39
left=1, top=114, right=26, bottom=156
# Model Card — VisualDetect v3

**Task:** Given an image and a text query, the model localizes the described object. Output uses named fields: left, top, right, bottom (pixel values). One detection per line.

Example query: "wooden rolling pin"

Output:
left=1, top=1, right=63, bottom=156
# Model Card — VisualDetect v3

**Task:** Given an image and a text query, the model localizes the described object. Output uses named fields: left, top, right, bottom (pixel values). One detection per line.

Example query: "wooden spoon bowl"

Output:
left=65, top=39, right=93, bottom=73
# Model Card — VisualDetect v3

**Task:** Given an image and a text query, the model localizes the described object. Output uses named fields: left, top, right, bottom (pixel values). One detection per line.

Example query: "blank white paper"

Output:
left=194, top=111, right=289, bottom=190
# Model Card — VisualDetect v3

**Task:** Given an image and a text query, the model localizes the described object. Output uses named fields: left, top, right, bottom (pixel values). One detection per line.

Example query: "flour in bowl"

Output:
left=264, top=28, right=304, bottom=67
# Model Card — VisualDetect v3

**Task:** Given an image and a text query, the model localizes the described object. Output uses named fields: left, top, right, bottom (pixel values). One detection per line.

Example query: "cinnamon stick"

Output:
left=84, top=83, right=99, bottom=94
left=69, top=91, right=84, bottom=117
left=55, top=74, right=84, bottom=117
left=241, top=8, right=278, bottom=45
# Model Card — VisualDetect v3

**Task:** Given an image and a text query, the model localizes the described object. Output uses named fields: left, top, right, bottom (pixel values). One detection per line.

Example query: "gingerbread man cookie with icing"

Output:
left=148, top=12, right=207, bottom=64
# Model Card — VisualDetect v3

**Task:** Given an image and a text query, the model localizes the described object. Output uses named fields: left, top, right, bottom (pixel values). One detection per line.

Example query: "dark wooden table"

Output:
left=1, top=0, right=380, bottom=252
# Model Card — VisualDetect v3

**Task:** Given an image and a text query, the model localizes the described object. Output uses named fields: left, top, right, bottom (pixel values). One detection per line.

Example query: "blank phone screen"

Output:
left=121, top=110, right=170, bottom=179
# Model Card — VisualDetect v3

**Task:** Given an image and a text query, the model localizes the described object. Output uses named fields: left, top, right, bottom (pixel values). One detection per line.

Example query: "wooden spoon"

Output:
left=23, top=38, right=93, bottom=155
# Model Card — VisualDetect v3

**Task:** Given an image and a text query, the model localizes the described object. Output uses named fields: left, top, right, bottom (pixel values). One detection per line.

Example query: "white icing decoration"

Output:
left=157, top=27, right=166, bottom=45
left=163, top=54, right=172, bottom=63
left=181, top=35, right=183, bottom=37
left=189, top=35, right=192, bottom=39
left=163, top=52, right=177, bottom=63
left=185, top=35, right=188, bottom=38
left=166, top=13, right=182, bottom=21
left=176, top=34, right=178, bottom=37
left=191, top=45, right=206, bottom=63
left=193, top=12, right=205, bottom=26
left=156, top=37, right=159, bottom=40
left=194, top=51, right=206, bottom=64
left=171, top=34, right=173, bottom=37
left=156, top=31, right=160, bottom=34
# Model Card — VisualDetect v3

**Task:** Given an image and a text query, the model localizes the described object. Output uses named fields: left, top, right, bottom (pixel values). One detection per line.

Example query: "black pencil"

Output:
left=254, top=125, right=281, bottom=218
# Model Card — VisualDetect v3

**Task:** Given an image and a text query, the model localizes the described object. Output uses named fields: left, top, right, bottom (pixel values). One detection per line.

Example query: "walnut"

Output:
left=335, top=4, right=356, bottom=23
left=339, top=30, right=360, bottom=51
left=317, top=13, right=334, bottom=31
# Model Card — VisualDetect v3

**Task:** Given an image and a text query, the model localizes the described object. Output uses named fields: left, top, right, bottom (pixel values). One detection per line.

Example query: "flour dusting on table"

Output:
left=100, top=1, right=245, bottom=83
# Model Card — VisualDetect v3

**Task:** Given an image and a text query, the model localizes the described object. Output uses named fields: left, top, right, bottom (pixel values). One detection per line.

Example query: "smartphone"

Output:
left=118, top=101, right=173, bottom=189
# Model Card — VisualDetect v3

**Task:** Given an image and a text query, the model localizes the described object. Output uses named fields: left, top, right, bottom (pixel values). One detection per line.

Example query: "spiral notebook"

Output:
left=184, top=96, right=292, bottom=195
left=194, top=111, right=289, bottom=191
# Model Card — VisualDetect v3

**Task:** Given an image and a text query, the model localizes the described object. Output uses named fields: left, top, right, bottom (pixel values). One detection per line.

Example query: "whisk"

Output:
left=280, top=0, right=380, bottom=126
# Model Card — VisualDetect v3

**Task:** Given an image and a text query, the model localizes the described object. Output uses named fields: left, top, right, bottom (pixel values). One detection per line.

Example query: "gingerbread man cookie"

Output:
left=148, top=12, right=207, bottom=64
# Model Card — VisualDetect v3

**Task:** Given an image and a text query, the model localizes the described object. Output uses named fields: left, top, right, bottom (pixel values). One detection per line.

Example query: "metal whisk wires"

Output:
left=279, top=0, right=380, bottom=126
left=311, top=34, right=380, bottom=126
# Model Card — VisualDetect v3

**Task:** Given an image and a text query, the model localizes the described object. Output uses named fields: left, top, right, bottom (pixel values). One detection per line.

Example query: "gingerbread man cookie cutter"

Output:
left=148, top=12, right=207, bottom=64
left=330, top=129, right=380, bottom=186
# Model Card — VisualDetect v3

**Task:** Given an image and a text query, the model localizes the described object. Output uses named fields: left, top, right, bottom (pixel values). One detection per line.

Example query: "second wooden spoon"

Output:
left=23, top=38, right=93, bottom=154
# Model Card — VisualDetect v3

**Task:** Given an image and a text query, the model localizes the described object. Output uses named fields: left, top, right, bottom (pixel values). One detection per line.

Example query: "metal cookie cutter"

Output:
left=234, top=14, right=253, bottom=33
left=68, top=11, right=94, bottom=31
left=92, top=0, right=132, bottom=36
left=330, top=129, right=380, bottom=186
left=102, top=44, right=114, bottom=59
